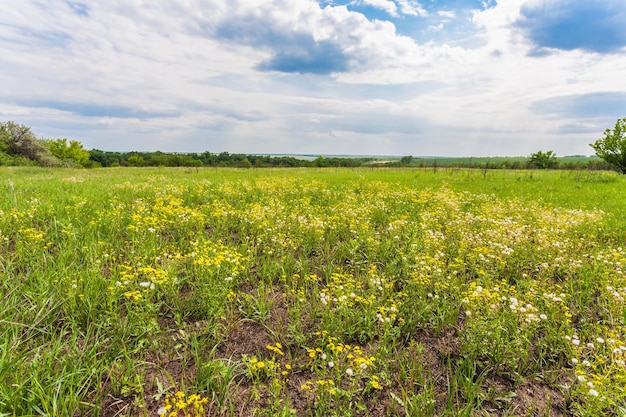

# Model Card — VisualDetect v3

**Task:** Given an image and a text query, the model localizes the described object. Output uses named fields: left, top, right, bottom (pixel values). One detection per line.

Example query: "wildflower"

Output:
left=571, top=358, right=578, bottom=365
left=588, top=389, right=599, bottom=397
left=596, top=337, right=605, bottom=344
left=369, top=375, right=383, bottom=390
left=346, top=368, right=354, bottom=376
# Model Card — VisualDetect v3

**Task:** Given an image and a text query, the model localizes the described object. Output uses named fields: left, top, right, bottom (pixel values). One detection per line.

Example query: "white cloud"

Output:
left=437, top=10, right=456, bottom=19
left=352, top=0, right=399, bottom=17
left=396, top=0, right=427, bottom=17
left=0, top=0, right=625, bottom=156
left=350, top=0, right=426, bottom=17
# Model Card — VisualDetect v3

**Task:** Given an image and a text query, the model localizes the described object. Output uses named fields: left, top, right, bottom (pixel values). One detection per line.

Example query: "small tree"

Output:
left=529, top=150, right=558, bottom=169
left=590, top=118, right=626, bottom=174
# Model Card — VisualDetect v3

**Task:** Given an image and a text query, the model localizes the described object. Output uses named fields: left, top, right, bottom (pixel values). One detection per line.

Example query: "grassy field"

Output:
left=1, top=167, right=626, bottom=416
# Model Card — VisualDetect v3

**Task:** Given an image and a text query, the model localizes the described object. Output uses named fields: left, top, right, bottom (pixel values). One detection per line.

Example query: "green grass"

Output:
left=1, top=166, right=626, bottom=416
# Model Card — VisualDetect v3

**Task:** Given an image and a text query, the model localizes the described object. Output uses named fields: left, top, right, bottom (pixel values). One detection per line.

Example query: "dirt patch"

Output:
left=510, top=380, right=568, bottom=417
left=217, top=319, right=274, bottom=359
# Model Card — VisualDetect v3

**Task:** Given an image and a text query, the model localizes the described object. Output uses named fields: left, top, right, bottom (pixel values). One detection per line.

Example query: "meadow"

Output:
left=1, top=166, right=625, bottom=416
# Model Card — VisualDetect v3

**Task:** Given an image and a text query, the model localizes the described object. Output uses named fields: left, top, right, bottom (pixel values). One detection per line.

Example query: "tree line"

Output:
left=2, top=119, right=626, bottom=172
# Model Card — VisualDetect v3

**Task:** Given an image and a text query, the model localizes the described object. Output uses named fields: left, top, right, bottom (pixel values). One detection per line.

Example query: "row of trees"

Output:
left=2, top=118, right=626, bottom=172
left=87, top=150, right=374, bottom=168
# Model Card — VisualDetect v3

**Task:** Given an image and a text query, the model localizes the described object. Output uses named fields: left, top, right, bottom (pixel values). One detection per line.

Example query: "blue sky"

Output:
left=1, top=0, right=625, bottom=156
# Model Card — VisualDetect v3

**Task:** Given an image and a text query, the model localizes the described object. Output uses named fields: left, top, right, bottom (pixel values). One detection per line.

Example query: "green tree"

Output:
left=127, top=155, right=145, bottom=167
left=590, top=118, right=626, bottom=174
left=240, top=157, right=252, bottom=168
left=44, top=138, right=91, bottom=167
left=400, top=155, right=413, bottom=165
left=1, top=121, right=47, bottom=161
left=529, top=150, right=558, bottom=169
left=314, top=156, right=327, bottom=167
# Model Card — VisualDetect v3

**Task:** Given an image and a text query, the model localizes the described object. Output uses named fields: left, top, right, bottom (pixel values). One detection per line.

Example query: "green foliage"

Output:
left=0, top=121, right=50, bottom=163
left=529, top=150, right=558, bottom=169
left=590, top=117, right=626, bottom=174
left=400, top=155, right=413, bottom=165
left=126, top=155, right=145, bottom=167
left=0, top=121, right=70, bottom=167
left=43, top=138, right=91, bottom=167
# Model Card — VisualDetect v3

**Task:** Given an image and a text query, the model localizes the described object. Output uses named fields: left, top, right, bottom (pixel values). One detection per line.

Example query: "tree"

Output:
left=400, top=155, right=413, bottom=165
left=127, top=155, right=145, bottom=167
left=590, top=118, right=626, bottom=174
left=0, top=121, right=48, bottom=161
left=44, top=138, right=91, bottom=167
left=529, top=150, right=558, bottom=169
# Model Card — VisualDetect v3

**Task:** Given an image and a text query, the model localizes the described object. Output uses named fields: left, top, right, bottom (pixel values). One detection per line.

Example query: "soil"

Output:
left=98, top=293, right=569, bottom=417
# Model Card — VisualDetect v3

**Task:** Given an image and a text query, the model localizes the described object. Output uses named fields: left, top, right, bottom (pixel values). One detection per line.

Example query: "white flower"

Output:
left=571, top=358, right=578, bottom=365
left=328, top=361, right=335, bottom=368
left=540, top=314, right=548, bottom=320
left=588, top=389, right=599, bottom=397
left=572, top=339, right=580, bottom=346
left=596, top=337, right=605, bottom=344
left=346, top=368, right=354, bottom=376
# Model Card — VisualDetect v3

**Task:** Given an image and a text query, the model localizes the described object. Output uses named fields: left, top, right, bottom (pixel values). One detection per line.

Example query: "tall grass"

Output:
left=1, top=167, right=625, bottom=416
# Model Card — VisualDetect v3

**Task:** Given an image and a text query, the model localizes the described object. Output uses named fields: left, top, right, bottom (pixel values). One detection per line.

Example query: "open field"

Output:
left=1, top=167, right=626, bottom=416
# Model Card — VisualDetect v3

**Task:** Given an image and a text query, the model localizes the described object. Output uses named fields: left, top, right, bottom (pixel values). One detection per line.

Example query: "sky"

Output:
left=1, top=0, right=625, bottom=156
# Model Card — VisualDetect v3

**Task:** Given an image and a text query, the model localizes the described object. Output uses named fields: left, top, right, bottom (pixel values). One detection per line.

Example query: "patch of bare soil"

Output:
left=98, top=292, right=569, bottom=417
left=413, top=328, right=461, bottom=414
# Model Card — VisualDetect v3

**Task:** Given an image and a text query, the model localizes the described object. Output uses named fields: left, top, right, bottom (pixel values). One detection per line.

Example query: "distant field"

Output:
left=1, top=167, right=625, bottom=416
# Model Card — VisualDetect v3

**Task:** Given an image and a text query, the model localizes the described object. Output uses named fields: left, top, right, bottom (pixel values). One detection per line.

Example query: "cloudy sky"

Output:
left=1, top=0, right=625, bottom=156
